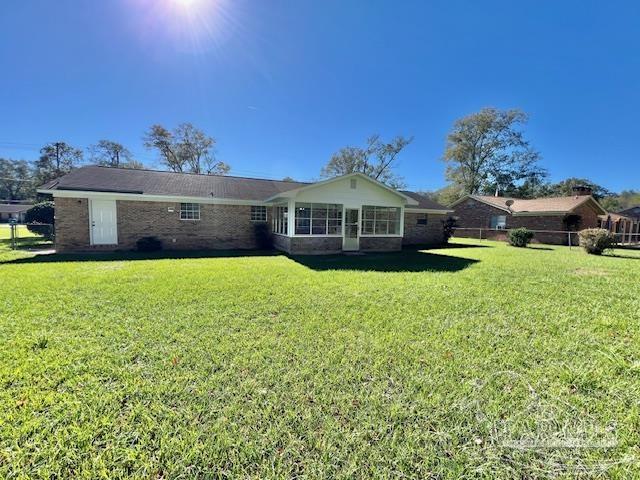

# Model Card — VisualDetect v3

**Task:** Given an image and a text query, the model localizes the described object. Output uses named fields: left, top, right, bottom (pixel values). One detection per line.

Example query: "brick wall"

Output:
left=54, top=198, right=264, bottom=252
left=55, top=197, right=90, bottom=252
left=272, top=234, right=291, bottom=253
left=288, top=237, right=342, bottom=255
left=402, top=212, right=446, bottom=245
left=116, top=201, right=260, bottom=250
left=359, top=237, right=402, bottom=252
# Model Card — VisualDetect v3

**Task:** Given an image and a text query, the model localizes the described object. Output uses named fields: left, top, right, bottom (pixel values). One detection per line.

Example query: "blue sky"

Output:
left=0, top=0, right=638, bottom=192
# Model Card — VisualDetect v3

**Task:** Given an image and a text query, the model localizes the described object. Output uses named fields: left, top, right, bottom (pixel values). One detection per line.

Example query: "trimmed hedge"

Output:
left=578, top=228, right=615, bottom=255
left=507, top=228, right=534, bottom=247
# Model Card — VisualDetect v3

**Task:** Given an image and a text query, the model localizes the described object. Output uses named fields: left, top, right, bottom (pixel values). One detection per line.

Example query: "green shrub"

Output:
left=25, top=201, right=55, bottom=240
left=507, top=227, right=534, bottom=247
left=578, top=228, right=615, bottom=255
left=254, top=223, right=273, bottom=250
left=136, top=236, right=163, bottom=252
left=442, top=217, right=457, bottom=244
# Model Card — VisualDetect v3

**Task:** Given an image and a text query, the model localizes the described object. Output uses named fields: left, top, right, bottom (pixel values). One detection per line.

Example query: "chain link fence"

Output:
left=452, top=227, right=640, bottom=248
left=1, top=222, right=54, bottom=250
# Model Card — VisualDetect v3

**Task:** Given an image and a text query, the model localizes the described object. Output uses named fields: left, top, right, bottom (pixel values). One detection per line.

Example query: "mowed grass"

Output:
left=1, top=240, right=639, bottom=478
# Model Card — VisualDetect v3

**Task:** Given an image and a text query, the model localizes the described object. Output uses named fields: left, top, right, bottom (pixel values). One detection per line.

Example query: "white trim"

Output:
left=37, top=189, right=270, bottom=206
left=263, top=173, right=419, bottom=206
left=405, top=208, right=453, bottom=214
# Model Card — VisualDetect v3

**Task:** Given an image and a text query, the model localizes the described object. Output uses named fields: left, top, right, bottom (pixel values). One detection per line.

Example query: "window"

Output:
left=272, top=205, right=288, bottom=235
left=362, top=206, right=401, bottom=235
left=490, top=215, right=507, bottom=229
left=180, top=203, right=200, bottom=220
left=251, top=205, right=267, bottom=222
left=294, top=203, right=342, bottom=235
left=416, top=215, right=428, bottom=225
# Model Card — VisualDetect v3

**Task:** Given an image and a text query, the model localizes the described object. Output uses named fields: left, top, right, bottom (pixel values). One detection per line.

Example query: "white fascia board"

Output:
left=405, top=208, right=453, bottom=214
left=512, top=211, right=568, bottom=216
left=263, top=172, right=419, bottom=206
left=37, top=189, right=268, bottom=206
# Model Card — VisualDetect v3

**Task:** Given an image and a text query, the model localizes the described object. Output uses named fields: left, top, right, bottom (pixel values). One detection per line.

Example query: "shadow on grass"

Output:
left=0, top=237, right=53, bottom=250
left=292, top=249, right=479, bottom=272
left=604, top=253, right=640, bottom=260
left=419, top=242, right=492, bottom=250
left=0, top=249, right=282, bottom=265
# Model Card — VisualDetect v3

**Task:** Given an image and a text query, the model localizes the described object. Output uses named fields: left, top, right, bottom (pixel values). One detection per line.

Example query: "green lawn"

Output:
left=0, top=224, right=52, bottom=251
left=1, top=240, right=639, bottom=478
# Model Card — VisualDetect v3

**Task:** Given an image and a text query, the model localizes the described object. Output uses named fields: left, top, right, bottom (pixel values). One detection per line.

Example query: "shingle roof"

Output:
left=39, top=166, right=309, bottom=201
left=618, top=206, right=640, bottom=219
left=400, top=191, right=451, bottom=211
left=470, top=195, right=605, bottom=214
left=0, top=204, right=33, bottom=214
left=38, top=166, right=452, bottom=211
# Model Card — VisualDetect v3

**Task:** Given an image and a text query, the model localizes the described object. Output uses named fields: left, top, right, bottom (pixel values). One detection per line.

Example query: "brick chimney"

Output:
left=572, top=185, right=592, bottom=196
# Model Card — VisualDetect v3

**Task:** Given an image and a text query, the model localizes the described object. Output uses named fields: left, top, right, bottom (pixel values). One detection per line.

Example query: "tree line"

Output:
left=0, top=123, right=229, bottom=201
left=1, top=111, right=637, bottom=212
left=319, top=107, right=637, bottom=212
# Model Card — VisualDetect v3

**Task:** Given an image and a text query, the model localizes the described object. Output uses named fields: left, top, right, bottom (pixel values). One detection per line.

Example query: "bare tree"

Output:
left=89, top=140, right=142, bottom=169
left=144, top=123, right=229, bottom=175
left=35, top=142, right=83, bottom=183
left=321, top=134, right=412, bottom=189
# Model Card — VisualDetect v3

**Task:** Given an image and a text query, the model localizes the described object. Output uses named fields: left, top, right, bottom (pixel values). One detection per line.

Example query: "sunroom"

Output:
left=265, top=173, right=419, bottom=254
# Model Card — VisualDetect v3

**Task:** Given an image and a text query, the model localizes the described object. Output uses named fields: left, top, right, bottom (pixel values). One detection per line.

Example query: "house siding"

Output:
left=402, top=212, right=446, bottom=246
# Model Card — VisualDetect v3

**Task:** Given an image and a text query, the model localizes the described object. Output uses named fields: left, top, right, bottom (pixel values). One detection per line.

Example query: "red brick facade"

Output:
left=55, top=198, right=447, bottom=253
left=452, top=197, right=601, bottom=245
left=402, top=212, right=446, bottom=245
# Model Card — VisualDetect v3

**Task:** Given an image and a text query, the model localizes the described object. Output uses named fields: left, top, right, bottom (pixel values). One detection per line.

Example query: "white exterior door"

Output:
left=90, top=200, right=118, bottom=245
left=343, top=208, right=359, bottom=251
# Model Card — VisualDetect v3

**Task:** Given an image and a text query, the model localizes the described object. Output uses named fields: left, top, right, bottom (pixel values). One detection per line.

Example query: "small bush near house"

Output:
left=507, top=227, right=534, bottom=247
left=442, top=216, right=457, bottom=244
left=24, top=201, right=54, bottom=240
left=136, top=236, right=163, bottom=252
left=578, top=228, right=615, bottom=255
left=254, top=222, right=273, bottom=250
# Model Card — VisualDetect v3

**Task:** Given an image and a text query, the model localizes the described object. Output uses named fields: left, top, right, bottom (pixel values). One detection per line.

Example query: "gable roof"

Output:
left=39, top=166, right=309, bottom=201
left=400, top=191, right=452, bottom=211
left=263, top=172, right=420, bottom=206
left=38, top=167, right=451, bottom=212
left=618, top=206, right=640, bottom=219
left=451, top=194, right=607, bottom=215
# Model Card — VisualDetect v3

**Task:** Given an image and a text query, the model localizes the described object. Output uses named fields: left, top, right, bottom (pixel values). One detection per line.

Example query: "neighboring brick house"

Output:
left=38, top=166, right=452, bottom=254
left=451, top=187, right=607, bottom=245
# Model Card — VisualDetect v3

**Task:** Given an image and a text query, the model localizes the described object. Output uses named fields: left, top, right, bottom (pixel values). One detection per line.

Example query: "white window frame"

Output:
left=272, top=205, right=288, bottom=235
left=250, top=205, right=267, bottom=222
left=491, top=215, right=507, bottom=229
left=180, top=203, right=201, bottom=221
left=294, top=203, right=343, bottom=236
left=361, top=206, right=401, bottom=236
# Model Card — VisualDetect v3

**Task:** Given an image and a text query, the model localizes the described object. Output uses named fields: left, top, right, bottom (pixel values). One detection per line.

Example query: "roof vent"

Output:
left=350, top=179, right=357, bottom=189
left=505, top=199, right=515, bottom=207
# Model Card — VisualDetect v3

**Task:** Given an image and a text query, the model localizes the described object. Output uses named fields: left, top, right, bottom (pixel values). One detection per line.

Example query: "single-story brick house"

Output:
left=450, top=187, right=607, bottom=245
left=0, top=203, right=33, bottom=223
left=38, top=166, right=452, bottom=254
